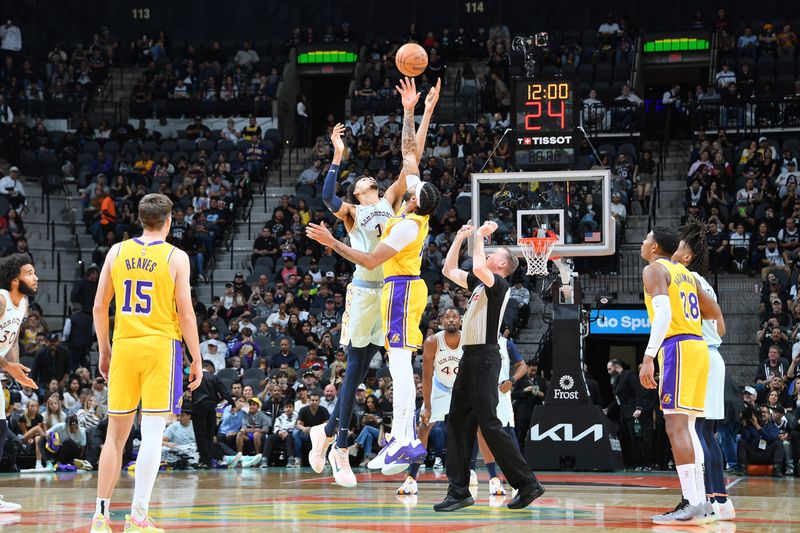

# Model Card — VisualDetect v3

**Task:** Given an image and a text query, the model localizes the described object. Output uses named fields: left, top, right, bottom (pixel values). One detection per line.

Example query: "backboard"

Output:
left=469, top=170, right=614, bottom=258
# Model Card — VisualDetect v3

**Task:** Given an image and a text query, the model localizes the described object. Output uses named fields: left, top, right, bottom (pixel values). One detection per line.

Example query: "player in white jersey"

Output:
left=0, top=254, right=39, bottom=513
left=672, top=221, right=734, bottom=521
left=310, top=78, right=441, bottom=487
left=469, top=334, right=527, bottom=497
left=398, top=308, right=462, bottom=495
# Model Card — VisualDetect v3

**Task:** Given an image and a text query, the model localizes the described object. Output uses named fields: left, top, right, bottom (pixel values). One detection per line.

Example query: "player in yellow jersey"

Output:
left=307, top=117, right=441, bottom=476
left=639, top=226, right=724, bottom=526
left=90, top=194, right=202, bottom=533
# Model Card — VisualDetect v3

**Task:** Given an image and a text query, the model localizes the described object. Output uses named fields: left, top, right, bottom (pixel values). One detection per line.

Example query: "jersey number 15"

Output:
left=121, top=280, right=153, bottom=315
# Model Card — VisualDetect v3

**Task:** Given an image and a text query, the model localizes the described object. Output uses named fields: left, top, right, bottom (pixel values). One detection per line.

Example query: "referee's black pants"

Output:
left=445, top=344, right=537, bottom=498
left=192, top=402, right=218, bottom=465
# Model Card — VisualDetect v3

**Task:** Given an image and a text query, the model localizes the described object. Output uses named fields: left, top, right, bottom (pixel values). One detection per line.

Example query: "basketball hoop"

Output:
left=519, top=232, right=559, bottom=276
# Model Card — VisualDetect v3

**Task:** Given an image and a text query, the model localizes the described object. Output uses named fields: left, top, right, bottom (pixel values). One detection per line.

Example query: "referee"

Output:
left=435, top=221, right=545, bottom=511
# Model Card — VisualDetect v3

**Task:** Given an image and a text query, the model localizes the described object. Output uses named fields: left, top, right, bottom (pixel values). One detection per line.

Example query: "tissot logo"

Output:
left=516, top=135, right=573, bottom=146
left=530, top=423, right=604, bottom=442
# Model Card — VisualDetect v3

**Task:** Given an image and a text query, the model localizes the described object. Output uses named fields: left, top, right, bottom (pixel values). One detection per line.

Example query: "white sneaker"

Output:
left=225, top=452, right=243, bottom=468
left=329, top=446, right=357, bottom=488
left=367, top=435, right=400, bottom=470
left=433, top=457, right=443, bottom=469
left=0, top=496, right=21, bottom=513
left=73, top=459, right=93, bottom=471
left=397, top=475, right=418, bottom=495
left=713, top=499, right=736, bottom=521
left=287, top=457, right=301, bottom=468
left=489, top=476, right=507, bottom=496
left=309, top=423, right=332, bottom=474
left=469, top=469, right=478, bottom=487
left=241, top=454, right=263, bottom=468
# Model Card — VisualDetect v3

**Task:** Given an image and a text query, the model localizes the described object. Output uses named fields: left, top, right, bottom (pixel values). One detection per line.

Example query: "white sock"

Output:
left=388, top=348, right=414, bottom=441
left=676, top=464, right=701, bottom=506
left=688, top=415, right=706, bottom=501
left=131, top=415, right=167, bottom=522
left=94, top=498, right=110, bottom=519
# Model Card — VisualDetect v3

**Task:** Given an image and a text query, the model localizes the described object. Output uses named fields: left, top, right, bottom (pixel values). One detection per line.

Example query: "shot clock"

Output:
left=512, top=79, right=577, bottom=169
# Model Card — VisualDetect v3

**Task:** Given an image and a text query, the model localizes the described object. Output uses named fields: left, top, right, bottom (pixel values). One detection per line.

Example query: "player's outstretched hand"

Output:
left=396, top=77, right=420, bottom=110
left=331, top=123, right=346, bottom=155
left=306, top=222, right=336, bottom=247
left=188, top=361, right=203, bottom=391
left=639, top=357, right=658, bottom=389
left=425, top=77, right=442, bottom=110
left=5, top=361, right=36, bottom=389
left=456, top=223, right=475, bottom=240
left=476, top=220, right=499, bottom=237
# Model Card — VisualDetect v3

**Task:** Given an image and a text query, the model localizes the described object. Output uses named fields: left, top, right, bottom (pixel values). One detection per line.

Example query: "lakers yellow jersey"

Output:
left=381, top=212, right=429, bottom=278
left=111, top=238, right=181, bottom=341
left=644, top=258, right=702, bottom=338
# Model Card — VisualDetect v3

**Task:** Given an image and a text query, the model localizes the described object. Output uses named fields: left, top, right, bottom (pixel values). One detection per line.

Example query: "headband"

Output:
left=414, top=179, right=425, bottom=203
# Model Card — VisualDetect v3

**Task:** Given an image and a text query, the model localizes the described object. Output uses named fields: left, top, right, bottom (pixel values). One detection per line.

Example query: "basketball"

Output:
left=395, top=43, right=428, bottom=77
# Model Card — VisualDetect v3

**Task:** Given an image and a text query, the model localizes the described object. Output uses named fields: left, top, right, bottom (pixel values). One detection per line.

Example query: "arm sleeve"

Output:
left=321, top=164, right=343, bottom=213
left=506, top=339, right=523, bottom=364
left=645, top=294, right=672, bottom=358
left=381, top=219, right=419, bottom=251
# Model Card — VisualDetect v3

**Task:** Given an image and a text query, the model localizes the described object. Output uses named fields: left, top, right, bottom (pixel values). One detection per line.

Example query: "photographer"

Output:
left=737, top=404, right=784, bottom=477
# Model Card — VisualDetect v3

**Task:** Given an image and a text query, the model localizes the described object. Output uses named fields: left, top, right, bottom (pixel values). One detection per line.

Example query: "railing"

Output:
left=130, top=98, right=273, bottom=118
left=690, top=97, right=800, bottom=132
left=581, top=101, right=644, bottom=136
left=577, top=251, right=646, bottom=294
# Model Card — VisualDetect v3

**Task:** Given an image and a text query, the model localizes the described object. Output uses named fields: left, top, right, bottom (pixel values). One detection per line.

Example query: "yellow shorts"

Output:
left=108, top=336, right=183, bottom=416
left=657, top=334, right=709, bottom=413
left=381, top=276, right=427, bottom=350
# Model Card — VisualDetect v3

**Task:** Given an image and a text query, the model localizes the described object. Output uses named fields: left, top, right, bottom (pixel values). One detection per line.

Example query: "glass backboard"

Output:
left=469, top=170, right=614, bottom=258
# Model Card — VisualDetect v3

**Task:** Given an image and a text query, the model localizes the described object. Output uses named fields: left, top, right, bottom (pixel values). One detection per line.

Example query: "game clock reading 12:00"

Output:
left=512, top=79, right=576, bottom=169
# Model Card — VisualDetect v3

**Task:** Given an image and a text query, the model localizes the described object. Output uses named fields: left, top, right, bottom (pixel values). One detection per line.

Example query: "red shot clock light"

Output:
left=512, top=79, right=577, bottom=169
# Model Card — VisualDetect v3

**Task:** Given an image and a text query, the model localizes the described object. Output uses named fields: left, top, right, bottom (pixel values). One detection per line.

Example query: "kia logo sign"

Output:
left=589, top=309, right=651, bottom=335
left=530, top=423, right=604, bottom=442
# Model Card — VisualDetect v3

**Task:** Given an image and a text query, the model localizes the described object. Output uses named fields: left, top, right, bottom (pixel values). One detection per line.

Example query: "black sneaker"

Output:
left=507, top=481, right=545, bottom=509
left=433, top=494, right=474, bottom=512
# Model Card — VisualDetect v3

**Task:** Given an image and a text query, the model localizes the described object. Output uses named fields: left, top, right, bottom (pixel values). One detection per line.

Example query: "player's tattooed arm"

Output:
left=385, top=77, right=422, bottom=212
left=5, top=337, right=19, bottom=364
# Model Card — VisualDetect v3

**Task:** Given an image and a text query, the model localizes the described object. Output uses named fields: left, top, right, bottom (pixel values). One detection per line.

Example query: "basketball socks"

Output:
left=688, top=415, right=707, bottom=503
left=486, top=462, right=498, bottom=479
left=131, top=415, right=167, bottom=522
left=676, top=464, right=701, bottom=506
left=408, top=462, right=421, bottom=479
left=326, top=344, right=376, bottom=448
left=702, top=419, right=728, bottom=504
left=94, top=498, right=110, bottom=519
left=388, top=348, right=415, bottom=442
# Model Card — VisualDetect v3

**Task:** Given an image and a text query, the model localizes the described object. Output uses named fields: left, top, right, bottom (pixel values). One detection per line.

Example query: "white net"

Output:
left=519, top=236, right=558, bottom=276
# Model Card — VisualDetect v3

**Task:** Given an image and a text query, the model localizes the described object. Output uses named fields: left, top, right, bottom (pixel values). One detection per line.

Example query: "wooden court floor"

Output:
left=0, top=467, right=796, bottom=532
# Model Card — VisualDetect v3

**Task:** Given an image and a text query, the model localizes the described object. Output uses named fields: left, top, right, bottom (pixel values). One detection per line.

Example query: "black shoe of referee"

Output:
left=507, top=482, right=545, bottom=509
left=433, top=494, right=475, bottom=512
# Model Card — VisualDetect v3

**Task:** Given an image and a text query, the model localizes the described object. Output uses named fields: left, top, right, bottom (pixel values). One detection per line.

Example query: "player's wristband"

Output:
left=508, top=377, right=516, bottom=385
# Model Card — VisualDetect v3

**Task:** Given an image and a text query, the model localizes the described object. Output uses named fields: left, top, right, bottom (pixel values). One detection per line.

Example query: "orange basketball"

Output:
left=395, top=43, right=428, bottom=77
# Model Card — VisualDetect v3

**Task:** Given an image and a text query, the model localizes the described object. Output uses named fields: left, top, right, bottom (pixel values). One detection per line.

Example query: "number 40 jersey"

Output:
left=111, top=238, right=181, bottom=341
left=643, top=258, right=703, bottom=339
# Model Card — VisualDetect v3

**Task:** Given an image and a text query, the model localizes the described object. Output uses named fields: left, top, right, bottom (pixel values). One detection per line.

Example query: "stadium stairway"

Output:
left=513, top=140, right=759, bottom=386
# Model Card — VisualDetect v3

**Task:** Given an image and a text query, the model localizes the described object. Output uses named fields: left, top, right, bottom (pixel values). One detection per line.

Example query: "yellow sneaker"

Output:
left=123, top=514, right=164, bottom=532
left=90, top=515, right=113, bottom=532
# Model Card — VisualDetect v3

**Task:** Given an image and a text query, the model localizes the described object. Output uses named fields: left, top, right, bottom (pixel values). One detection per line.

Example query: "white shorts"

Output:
left=340, top=281, right=384, bottom=348
left=703, top=346, right=725, bottom=420
left=497, top=391, right=514, bottom=427
left=0, top=385, right=5, bottom=421
left=429, top=384, right=452, bottom=423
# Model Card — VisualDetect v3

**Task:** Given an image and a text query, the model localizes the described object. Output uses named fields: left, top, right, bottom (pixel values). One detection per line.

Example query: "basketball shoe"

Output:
left=489, top=477, right=507, bottom=496
left=328, top=446, right=356, bottom=488
left=651, top=499, right=708, bottom=525
left=309, top=423, right=333, bottom=473
left=89, top=515, right=112, bottom=532
left=713, top=499, right=736, bottom=521
left=397, top=476, right=418, bottom=495
left=123, top=514, right=163, bottom=532
left=381, top=439, right=427, bottom=475
left=367, top=435, right=398, bottom=470
left=0, top=496, right=20, bottom=513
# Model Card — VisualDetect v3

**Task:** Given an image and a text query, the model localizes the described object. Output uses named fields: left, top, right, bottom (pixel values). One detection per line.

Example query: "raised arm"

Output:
left=415, top=78, right=441, bottom=161
left=172, top=249, right=203, bottom=391
left=306, top=221, right=399, bottom=270
left=418, top=334, right=437, bottom=426
left=384, top=77, right=427, bottom=213
left=442, top=223, right=473, bottom=289
left=472, top=221, right=498, bottom=287
left=322, top=123, right=356, bottom=230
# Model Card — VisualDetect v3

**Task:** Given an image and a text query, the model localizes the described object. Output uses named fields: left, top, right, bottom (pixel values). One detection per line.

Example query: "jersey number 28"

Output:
left=121, top=280, right=153, bottom=315
left=679, top=290, right=700, bottom=320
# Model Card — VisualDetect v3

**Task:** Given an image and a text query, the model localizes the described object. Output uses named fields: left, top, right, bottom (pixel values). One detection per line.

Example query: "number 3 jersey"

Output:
left=0, top=289, right=26, bottom=358
left=111, top=238, right=181, bottom=341
left=643, top=258, right=702, bottom=339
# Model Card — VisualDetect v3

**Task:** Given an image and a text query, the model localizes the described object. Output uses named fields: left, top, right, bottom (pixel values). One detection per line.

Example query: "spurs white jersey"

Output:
left=692, top=272, right=722, bottom=348
left=351, top=198, right=394, bottom=282
left=433, top=331, right=463, bottom=390
left=0, top=289, right=26, bottom=358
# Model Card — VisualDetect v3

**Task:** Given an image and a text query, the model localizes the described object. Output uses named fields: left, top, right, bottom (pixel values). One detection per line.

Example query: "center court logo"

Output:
left=553, top=374, right=579, bottom=400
